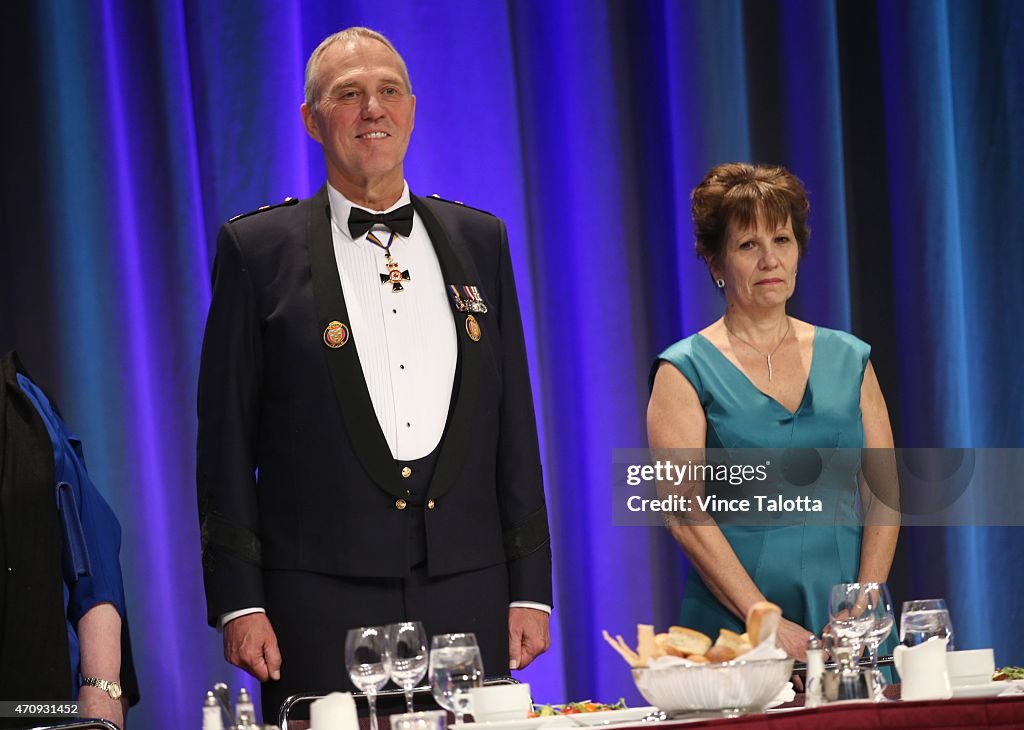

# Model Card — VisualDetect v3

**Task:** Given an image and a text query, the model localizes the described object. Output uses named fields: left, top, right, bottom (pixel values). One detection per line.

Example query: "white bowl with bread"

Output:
left=604, top=601, right=793, bottom=716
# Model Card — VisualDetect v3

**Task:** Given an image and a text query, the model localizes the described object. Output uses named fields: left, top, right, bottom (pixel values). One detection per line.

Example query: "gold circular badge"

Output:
left=323, top=320, right=350, bottom=349
left=465, top=314, right=482, bottom=342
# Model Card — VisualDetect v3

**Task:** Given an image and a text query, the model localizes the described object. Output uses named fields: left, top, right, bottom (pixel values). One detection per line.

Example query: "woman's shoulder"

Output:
left=657, top=332, right=709, bottom=363
left=650, top=333, right=713, bottom=396
left=809, top=323, right=871, bottom=367
left=812, top=324, right=870, bottom=350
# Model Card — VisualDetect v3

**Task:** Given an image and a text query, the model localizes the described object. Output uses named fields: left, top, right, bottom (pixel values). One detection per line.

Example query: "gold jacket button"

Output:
left=401, top=466, right=412, bottom=478
left=427, top=499, right=436, bottom=510
left=395, top=498, right=408, bottom=510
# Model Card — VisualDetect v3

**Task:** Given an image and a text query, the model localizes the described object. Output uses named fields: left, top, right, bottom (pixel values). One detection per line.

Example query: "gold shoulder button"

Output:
left=229, top=196, right=300, bottom=223
left=424, top=194, right=497, bottom=218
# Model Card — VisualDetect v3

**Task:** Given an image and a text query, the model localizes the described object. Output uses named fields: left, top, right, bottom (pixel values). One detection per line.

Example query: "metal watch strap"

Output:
left=81, top=676, right=123, bottom=700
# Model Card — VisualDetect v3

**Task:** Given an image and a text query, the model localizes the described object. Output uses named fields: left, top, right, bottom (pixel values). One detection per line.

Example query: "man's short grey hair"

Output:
left=304, top=27, right=412, bottom=111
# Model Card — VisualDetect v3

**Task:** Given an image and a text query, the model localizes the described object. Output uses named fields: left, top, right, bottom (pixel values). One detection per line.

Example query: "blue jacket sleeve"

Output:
left=15, top=374, right=127, bottom=624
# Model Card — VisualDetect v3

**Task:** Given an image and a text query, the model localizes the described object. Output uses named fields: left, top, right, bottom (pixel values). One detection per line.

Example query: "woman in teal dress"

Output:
left=647, top=163, right=899, bottom=660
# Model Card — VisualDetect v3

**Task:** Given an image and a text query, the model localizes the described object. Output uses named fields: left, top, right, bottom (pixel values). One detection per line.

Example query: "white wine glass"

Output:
left=900, top=598, right=954, bottom=649
left=860, top=583, right=895, bottom=697
left=828, top=582, right=875, bottom=659
left=346, top=626, right=391, bottom=730
left=387, top=621, right=429, bottom=712
left=429, top=632, right=484, bottom=724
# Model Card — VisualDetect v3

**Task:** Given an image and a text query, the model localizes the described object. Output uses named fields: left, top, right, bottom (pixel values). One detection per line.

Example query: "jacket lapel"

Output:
left=411, top=195, right=482, bottom=502
left=305, top=187, right=406, bottom=499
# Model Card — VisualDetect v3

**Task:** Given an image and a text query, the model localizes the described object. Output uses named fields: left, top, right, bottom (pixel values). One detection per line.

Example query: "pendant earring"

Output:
left=716, top=278, right=725, bottom=288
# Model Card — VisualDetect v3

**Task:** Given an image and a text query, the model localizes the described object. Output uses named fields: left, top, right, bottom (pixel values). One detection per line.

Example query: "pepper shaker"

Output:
left=236, top=687, right=255, bottom=726
left=804, top=636, right=824, bottom=708
left=203, top=690, right=225, bottom=730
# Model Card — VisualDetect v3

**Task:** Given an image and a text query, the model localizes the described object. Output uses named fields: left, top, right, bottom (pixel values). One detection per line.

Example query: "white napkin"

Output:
left=998, top=681, right=1024, bottom=696
left=310, top=692, right=359, bottom=730
left=767, top=682, right=796, bottom=708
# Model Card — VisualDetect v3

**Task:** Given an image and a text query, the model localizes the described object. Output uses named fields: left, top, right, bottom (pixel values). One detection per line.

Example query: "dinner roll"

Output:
left=666, top=626, right=712, bottom=656
left=705, top=645, right=738, bottom=663
left=655, top=633, right=688, bottom=658
left=715, top=628, right=754, bottom=656
left=745, top=601, right=782, bottom=645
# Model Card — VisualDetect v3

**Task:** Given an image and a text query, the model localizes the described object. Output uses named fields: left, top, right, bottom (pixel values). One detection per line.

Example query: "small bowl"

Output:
left=947, top=648, right=996, bottom=687
left=632, top=658, right=794, bottom=717
left=469, top=683, right=532, bottom=723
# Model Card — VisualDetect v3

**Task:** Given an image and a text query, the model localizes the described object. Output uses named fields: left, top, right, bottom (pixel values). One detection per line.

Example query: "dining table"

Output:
left=281, top=688, right=1024, bottom=730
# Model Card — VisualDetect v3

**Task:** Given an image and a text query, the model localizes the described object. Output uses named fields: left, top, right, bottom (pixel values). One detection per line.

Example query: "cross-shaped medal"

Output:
left=381, top=259, right=411, bottom=292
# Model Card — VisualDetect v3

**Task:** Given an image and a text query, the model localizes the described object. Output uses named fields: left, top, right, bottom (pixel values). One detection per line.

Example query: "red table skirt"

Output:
left=657, top=694, right=1024, bottom=729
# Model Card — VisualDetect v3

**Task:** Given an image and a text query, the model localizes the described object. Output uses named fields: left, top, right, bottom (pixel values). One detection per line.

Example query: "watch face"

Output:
left=84, top=677, right=122, bottom=700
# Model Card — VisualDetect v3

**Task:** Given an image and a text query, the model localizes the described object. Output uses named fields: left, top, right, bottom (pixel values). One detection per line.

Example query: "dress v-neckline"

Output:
left=694, top=327, right=818, bottom=417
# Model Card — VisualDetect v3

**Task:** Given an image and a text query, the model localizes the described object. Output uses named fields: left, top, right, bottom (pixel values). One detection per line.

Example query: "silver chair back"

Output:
left=24, top=720, right=120, bottom=730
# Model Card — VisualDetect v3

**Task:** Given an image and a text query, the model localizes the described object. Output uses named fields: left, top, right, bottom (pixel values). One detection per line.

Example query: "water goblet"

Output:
left=828, top=582, right=877, bottom=660
left=900, top=598, right=954, bottom=649
left=429, top=633, right=484, bottom=725
left=387, top=621, right=429, bottom=712
left=345, top=626, right=391, bottom=730
left=860, top=583, right=895, bottom=697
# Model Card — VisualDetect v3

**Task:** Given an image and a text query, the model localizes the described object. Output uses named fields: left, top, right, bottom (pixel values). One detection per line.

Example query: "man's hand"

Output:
left=224, top=613, right=282, bottom=681
left=508, top=607, right=550, bottom=671
left=78, top=685, right=125, bottom=728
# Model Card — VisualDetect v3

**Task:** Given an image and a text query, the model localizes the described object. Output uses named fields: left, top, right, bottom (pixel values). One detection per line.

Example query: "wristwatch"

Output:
left=81, top=676, right=123, bottom=700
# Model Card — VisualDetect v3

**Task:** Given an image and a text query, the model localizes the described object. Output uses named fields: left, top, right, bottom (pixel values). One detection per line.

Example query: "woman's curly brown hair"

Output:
left=691, top=163, right=811, bottom=276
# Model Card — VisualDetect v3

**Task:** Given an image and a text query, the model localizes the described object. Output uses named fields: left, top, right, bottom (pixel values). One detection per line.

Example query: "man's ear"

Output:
left=301, top=102, right=323, bottom=143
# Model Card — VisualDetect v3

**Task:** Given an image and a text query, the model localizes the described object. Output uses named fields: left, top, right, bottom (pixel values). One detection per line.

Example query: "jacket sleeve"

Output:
left=493, top=221, right=553, bottom=606
left=197, top=222, right=266, bottom=625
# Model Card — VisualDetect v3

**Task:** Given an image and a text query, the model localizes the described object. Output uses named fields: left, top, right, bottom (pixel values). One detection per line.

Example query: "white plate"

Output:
left=461, top=717, right=574, bottom=730
left=557, top=707, right=660, bottom=726
left=950, top=679, right=1024, bottom=699
left=462, top=707, right=659, bottom=730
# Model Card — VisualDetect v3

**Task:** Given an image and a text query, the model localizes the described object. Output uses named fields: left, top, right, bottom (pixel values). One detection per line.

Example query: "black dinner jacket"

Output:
left=197, top=187, right=552, bottom=624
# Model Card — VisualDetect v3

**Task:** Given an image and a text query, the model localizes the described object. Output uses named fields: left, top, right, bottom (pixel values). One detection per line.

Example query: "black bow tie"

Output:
left=348, top=204, right=414, bottom=238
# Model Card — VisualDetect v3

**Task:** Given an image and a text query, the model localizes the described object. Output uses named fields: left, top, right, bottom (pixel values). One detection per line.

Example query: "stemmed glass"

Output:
left=861, top=583, right=895, bottom=696
left=429, top=632, right=484, bottom=725
left=345, top=626, right=391, bottom=730
left=387, top=621, right=429, bottom=712
left=828, top=583, right=876, bottom=658
left=900, top=598, right=954, bottom=649
left=829, top=583, right=895, bottom=699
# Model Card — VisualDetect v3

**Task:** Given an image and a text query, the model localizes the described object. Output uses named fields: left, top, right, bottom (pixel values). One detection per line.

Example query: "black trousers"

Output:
left=259, top=560, right=510, bottom=723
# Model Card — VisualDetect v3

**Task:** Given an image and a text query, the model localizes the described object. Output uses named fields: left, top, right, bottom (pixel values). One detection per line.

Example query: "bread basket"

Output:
left=632, top=656, right=794, bottom=716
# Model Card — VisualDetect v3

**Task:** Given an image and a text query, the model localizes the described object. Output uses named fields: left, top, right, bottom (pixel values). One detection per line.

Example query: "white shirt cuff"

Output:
left=509, top=601, right=552, bottom=614
left=217, top=607, right=266, bottom=633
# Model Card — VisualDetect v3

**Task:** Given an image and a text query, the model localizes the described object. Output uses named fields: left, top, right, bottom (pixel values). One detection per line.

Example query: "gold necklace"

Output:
left=723, top=317, right=791, bottom=381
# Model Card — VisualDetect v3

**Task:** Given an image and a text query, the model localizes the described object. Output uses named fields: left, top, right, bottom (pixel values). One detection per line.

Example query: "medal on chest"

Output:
left=367, top=229, right=411, bottom=292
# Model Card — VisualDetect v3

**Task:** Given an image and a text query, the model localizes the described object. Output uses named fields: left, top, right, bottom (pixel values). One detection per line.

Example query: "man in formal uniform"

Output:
left=196, top=27, right=552, bottom=720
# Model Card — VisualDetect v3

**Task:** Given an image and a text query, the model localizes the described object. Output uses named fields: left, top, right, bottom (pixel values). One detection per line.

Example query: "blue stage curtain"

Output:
left=0, top=1, right=1021, bottom=724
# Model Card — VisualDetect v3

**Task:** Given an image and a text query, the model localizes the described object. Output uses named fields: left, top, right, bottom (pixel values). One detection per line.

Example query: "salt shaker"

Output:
left=236, top=687, right=255, bottom=726
left=804, top=636, right=824, bottom=708
left=203, top=690, right=225, bottom=730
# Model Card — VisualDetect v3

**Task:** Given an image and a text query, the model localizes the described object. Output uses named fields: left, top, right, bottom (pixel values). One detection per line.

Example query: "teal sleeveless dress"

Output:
left=654, top=326, right=868, bottom=638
